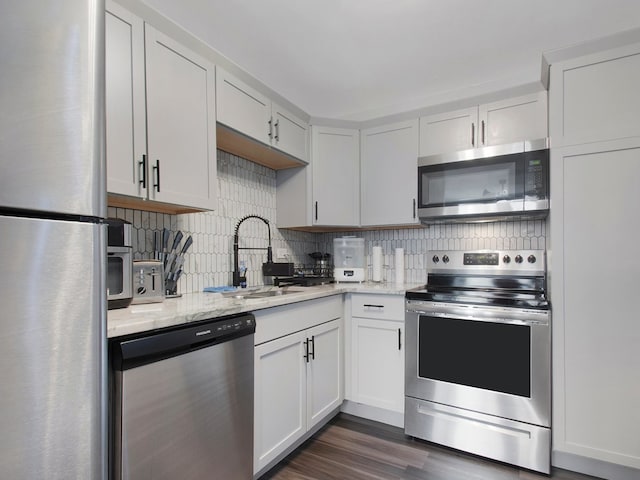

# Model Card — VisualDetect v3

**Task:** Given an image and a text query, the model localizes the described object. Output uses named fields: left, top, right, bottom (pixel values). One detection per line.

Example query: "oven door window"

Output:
left=418, top=316, right=531, bottom=397
left=419, top=154, right=523, bottom=208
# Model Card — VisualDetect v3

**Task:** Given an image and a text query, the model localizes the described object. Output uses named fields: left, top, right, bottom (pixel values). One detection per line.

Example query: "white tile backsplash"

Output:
left=321, top=220, right=546, bottom=284
left=109, top=149, right=547, bottom=293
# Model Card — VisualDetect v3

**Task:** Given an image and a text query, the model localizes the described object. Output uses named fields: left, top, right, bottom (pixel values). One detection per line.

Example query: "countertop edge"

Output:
left=108, top=282, right=420, bottom=338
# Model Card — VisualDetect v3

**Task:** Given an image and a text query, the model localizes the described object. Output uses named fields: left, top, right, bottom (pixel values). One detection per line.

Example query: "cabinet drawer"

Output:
left=254, top=295, right=343, bottom=345
left=351, top=294, right=404, bottom=321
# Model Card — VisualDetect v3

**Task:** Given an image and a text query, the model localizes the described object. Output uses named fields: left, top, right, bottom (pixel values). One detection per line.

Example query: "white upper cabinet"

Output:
left=549, top=44, right=640, bottom=148
left=311, top=126, right=360, bottom=226
left=479, top=92, right=547, bottom=146
left=418, top=106, right=477, bottom=157
left=361, top=119, right=419, bottom=226
left=272, top=102, right=309, bottom=162
left=105, top=1, right=217, bottom=211
left=105, top=2, right=146, bottom=199
left=419, top=92, right=548, bottom=157
left=216, top=68, right=271, bottom=145
left=216, top=68, right=309, bottom=163
left=144, top=27, right=217, bottom=209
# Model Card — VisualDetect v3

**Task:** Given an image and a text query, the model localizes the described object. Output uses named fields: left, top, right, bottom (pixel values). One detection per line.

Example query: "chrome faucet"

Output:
left=232, top=215, right=273, bottom=287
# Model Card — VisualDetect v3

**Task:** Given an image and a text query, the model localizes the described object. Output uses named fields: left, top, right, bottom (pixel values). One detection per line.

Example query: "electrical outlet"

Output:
left=276, top=248, right=288, bottom=259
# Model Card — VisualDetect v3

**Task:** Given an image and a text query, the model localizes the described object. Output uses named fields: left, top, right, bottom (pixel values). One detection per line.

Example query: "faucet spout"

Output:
left=232, top=215, right=273, bottom=287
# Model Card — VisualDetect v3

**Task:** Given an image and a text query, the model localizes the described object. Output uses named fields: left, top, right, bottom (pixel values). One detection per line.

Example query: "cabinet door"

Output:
left=272, top=102, right=308, bottom=162
left=479, top=92, right=547, bottom=146
left=144, top=26, right=217, bottom=210
left=550, top=44, right=640, bottom=147
left=216, top=68, right=271, bottom=146
left=361, top=119, right=419, bottom=226
left=105, top=2, right=146, bottom=198
left=550, top=138, right=640, bottom=470
left=306, top=320, right=343, bottom=430
left=254, top=330, right=307, bottom=473
left=352, top=317, right=404, bottom=412
left=419, top=107, right=477, bottom=157
left=311, top=126, right=360, bottom=226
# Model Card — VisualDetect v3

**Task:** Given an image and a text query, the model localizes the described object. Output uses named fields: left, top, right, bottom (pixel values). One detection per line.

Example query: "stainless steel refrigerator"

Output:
left=0, top=1, right=106, bottom=478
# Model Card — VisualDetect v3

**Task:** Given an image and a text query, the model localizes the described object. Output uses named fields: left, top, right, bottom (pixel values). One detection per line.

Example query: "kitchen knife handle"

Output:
left=153, top=159, right=161, bottom=192
left=471, top=122, right=475, bottom=147
left=268, top=118, right=273, bottom=139
left=481, top=120, right=485, bottom=145
left=139, top=154, right=147, bottom=189
left=274, top=119, right=280, bottom=141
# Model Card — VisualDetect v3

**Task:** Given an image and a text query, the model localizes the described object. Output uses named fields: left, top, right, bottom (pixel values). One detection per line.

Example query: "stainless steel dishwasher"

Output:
left=111, top=313, right=255, bottom=480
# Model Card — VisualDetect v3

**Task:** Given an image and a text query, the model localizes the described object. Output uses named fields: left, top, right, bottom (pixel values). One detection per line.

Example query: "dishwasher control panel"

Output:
left=111, top=313, right=256, bottom=371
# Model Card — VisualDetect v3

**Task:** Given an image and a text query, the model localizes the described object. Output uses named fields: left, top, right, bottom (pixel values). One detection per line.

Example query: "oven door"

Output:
left=405, top=300, right=550, bottom=427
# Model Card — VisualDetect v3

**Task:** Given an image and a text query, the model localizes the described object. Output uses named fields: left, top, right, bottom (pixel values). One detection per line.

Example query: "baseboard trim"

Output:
left=553, top=450, right=640, bottom=480
left=340, top=399, right=404, bottom=428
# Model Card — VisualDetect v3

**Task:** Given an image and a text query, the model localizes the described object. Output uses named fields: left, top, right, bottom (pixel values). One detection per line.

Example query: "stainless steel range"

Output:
left=404, top=250, right=551, bottom=474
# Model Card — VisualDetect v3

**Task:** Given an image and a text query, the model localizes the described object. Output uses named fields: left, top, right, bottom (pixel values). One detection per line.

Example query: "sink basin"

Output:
left=222, top=287, right=306, bottom=300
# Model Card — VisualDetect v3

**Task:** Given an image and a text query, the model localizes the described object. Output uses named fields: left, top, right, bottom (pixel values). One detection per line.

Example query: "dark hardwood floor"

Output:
left=260, top=414, right=602, bottom=480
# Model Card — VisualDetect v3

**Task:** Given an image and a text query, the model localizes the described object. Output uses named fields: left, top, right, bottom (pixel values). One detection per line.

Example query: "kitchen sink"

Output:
left=222, top=287, right=306, bottom=300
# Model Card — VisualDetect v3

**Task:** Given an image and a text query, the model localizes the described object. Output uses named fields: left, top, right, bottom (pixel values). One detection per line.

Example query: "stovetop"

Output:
left=406, top=249, right=549, bottom=310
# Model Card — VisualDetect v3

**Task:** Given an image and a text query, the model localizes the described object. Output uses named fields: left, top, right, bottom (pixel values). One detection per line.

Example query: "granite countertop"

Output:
left=108, top=282, right=419, bottom=338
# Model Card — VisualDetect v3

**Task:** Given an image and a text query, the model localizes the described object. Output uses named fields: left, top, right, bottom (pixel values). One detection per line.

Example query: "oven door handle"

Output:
left=406, top=307, right=549, bottom=326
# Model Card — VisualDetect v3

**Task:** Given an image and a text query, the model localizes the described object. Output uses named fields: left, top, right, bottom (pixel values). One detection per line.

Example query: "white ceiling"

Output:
left=143, top=0, right=640, bottom=121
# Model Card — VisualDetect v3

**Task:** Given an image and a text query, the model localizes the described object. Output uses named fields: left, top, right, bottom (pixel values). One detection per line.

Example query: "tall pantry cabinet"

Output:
left=549, top=42, right=640, bottom=479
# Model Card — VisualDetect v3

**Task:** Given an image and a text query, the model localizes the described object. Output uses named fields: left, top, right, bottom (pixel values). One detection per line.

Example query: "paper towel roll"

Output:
left=395, top=248, right=404, bottom=284
left=372, top=246, right=382, bottom=282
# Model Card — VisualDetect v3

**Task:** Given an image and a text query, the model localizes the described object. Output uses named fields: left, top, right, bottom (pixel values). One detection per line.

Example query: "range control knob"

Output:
left=515, top=255, right=523, bottom=264
left=503, top=255, right=511, bottom=264
left=528, top=255, right=537, bottom=264
left=442, top=255, right=450, bottom=264
left=432, top=255, right=439, bottom=264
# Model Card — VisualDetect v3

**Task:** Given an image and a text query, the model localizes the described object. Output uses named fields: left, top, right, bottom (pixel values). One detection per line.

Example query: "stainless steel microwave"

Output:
left=417, top=139, right=549, bottom=223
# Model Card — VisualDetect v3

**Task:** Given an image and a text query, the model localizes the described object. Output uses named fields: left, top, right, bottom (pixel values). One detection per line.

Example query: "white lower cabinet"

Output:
left=253, top=297, right=343, bottom=475
left=352, top=317, right=404, bottom=412
left=348, top=294, right=405, bottom=414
